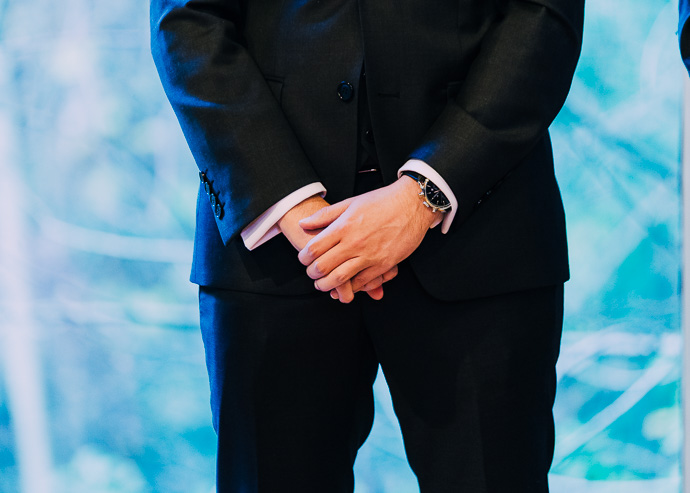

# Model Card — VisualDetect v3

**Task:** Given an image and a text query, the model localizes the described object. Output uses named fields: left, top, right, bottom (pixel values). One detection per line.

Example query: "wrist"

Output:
left=278, top=194, right=328, bottom=231
left=278, top=195, right=330, bottom=251
left=398, top=176, right=437, bottom=229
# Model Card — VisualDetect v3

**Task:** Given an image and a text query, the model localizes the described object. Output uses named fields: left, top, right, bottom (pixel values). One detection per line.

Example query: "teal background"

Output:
left=0, top=0, right=684, bottom=492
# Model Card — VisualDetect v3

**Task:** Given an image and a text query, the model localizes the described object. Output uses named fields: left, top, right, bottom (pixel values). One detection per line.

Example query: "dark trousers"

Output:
left=199, top=167, right=563, bottom=492
left=199, top=268, right=563, bottom=493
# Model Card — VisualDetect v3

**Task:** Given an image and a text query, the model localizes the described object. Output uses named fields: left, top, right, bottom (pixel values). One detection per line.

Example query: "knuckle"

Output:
left=365, top=278, right=378, bottom=289
left=351, top=237, right=365, bottom=250
left=306, top=244, right=319, bottom=258
left=312, top=262, right=324, bottom=278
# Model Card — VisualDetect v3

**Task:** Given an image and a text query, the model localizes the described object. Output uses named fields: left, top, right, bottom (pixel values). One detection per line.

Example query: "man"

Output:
left=151, top=0, right=584, bottom=491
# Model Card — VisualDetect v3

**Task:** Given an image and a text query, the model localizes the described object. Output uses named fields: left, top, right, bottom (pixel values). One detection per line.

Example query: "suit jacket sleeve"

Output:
left=680, top=0, right=690, bottom=72
left=408, top=0, right=585, bottom=227
left=150, top=0, right=322, bottom=245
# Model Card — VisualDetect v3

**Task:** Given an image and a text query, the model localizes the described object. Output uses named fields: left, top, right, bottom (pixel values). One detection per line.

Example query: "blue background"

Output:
left=0, top=0, right=684, bottom=491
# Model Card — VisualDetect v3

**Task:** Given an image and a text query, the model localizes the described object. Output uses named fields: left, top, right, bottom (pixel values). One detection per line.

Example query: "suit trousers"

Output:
left=199, top=269, right=563, bottom=493
left=198, top=169, right=564, bottom=493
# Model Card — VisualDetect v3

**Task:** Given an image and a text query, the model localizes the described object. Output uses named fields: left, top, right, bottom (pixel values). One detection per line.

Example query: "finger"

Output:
left=299, top=198, right=353, bottom=230
left=298, top=230, right=341, bottom=266
left=305, top=244, right=352, bottom=280
left=313, top=257, right=367, bottom=292
left=351, top=264, right=395, bottom=292
left=329, top=284, right=355, bottom=302
left=335, top=281, right=355, bottom=304
left=360, top=265, right=399, bottom=289
left=382, top=265, right=399, bottom=282
left=366, top=286, right=384, bottom=300
left=358, top=275, right=384, bottom=293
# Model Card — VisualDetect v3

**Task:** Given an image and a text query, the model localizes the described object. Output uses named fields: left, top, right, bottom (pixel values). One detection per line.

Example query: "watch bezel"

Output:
left=421, top=178, right=452, bottom=212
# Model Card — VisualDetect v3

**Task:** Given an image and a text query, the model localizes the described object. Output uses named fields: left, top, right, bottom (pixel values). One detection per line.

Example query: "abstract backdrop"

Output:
left=0, top=0, right=683, bottom=492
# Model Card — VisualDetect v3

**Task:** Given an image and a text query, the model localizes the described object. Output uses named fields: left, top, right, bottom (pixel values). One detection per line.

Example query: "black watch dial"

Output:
left=425, top=181, right=450, bottom=209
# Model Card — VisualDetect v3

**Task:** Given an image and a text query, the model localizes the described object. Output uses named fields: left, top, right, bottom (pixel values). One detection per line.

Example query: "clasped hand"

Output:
left=296, top=177, right=437, bottom=303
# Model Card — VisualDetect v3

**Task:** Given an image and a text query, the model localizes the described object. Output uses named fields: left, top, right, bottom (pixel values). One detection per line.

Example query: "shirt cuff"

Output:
left=240, top=182, right=327, bottom=250
left=398, top=160, right=458, bottom=234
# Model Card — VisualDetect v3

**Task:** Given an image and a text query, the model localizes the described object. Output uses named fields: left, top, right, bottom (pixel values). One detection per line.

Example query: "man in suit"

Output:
left=151, top=0, right=584, bottom=491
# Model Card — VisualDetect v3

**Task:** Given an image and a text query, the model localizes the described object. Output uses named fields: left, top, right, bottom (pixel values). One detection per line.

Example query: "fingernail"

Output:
left=314, top=281, right=321, bottom=291
left=330, top=291, right=338, bottom=299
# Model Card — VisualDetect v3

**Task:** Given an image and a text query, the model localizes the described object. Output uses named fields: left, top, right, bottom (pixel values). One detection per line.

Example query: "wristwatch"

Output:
left=402, top=171, right=452, bottom=213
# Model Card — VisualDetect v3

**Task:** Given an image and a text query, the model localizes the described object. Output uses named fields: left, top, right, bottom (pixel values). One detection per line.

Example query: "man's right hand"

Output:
left=277, top=195, right=397, bottom=303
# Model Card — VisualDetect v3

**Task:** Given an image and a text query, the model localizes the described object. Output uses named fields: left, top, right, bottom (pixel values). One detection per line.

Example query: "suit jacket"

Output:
left=681, top=0, right=690, bottom=72
left=151, top=0, right=584, bottom=301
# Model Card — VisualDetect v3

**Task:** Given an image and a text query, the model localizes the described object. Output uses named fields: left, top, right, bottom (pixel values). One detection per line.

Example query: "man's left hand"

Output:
left=297, top=176, right=438, bottom=293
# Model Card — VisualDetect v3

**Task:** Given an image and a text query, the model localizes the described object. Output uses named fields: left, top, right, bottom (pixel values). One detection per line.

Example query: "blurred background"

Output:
left=0, top=0, right=684, bottom=492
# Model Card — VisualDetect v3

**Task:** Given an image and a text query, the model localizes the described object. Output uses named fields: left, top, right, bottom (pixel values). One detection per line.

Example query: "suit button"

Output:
left=337, top=81, right=354, bottom=102
left=214, top=202, right=223, bottom=219
left=210, top=193, right=217, bottom=207
left=364, top=128, right=374, bottom=142
left=204, top=181, right=211, bottom=195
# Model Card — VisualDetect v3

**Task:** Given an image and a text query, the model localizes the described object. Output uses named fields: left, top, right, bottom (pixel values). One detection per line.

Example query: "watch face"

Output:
left=425, top=182, right=450, bottom=209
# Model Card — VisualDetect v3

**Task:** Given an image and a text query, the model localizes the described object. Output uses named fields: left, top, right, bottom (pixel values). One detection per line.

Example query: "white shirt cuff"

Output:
left=398, top=160, right=458, bottom=234
left=240, top=182, right=327, bottom=250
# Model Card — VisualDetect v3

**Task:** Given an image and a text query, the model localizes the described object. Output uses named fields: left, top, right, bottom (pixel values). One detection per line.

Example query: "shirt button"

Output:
left=337, top=81, right=354, bottom=102
left=364, top=128, right=374, bottom=143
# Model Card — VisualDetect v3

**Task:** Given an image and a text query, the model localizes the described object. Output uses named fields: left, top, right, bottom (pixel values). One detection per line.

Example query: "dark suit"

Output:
left=151, top=0, right=584, bottom=491
left=681, top=0, right=690, bottom=72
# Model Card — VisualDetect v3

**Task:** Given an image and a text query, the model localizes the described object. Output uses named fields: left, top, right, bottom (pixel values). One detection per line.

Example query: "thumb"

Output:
left=299, top=198, right=352, bottom=230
